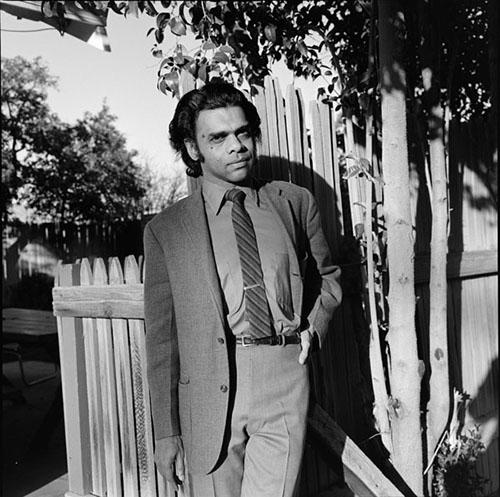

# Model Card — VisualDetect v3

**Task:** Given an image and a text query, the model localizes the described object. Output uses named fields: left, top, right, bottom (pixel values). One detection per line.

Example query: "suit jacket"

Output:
left=143, top=179, right=342, bottom=475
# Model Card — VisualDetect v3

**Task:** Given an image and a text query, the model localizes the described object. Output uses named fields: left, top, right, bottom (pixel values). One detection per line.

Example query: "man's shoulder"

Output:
left=145, top=192, right=196, bottom=233
left=259, top=179, right=312, bottom=203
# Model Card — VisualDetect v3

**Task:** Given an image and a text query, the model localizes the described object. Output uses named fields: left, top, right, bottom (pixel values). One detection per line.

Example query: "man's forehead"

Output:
left=195, top=106, right=249, bottom=134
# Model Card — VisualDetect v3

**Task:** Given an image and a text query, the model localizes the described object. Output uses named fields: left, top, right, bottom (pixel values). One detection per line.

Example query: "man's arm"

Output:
left=143, top=223, right=184, bottom=484
left=302, top=188, right=342, bottom=347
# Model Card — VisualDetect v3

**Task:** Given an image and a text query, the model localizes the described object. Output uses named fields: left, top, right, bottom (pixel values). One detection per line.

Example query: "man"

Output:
left=144, top=81, right=341, bottom=497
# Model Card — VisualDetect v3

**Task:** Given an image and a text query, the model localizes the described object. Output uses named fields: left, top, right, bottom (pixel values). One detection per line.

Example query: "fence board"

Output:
left=273, top=79, right=290, bottom=180
left=94, top=258, right=122, bottom=497
left=81, top=259, right=106, bottom=497
left=124, top=256, right=159, bottom=497
left=253, top=87, right=271, bottom=179
left=56, top=263, right=93, bottom=496
left=109, top=257, right=140, bottom=497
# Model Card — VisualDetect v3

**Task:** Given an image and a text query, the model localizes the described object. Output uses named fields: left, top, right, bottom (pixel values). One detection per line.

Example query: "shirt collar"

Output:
left=202, top=176, right=260, bottom=215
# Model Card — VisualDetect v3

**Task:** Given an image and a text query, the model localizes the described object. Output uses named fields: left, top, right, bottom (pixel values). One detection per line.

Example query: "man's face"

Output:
left=185, top=106, right=256, bottom=185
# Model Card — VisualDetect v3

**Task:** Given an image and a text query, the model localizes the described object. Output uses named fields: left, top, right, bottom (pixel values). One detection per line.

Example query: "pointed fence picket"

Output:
left=53, top=257, right=174, bottom=497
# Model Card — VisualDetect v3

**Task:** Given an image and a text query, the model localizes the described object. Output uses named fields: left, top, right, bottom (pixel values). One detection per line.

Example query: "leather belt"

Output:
left=235, top=333, right=301, bottom=347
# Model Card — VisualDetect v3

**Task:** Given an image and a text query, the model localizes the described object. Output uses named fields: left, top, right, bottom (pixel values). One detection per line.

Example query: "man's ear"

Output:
left=184, top=139, right=199, bottom=162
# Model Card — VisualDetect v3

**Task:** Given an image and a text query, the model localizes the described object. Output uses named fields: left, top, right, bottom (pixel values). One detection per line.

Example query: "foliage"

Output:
left=2, top=56, right=149, bottom=224
left=23, top=104, right=148, bottom=223
left=44, top=1, right=492, bottom=124
left=142, top=165, right=187, bottom=213
left=432, top=426, right=488, bottom=497
left=1, top=56, right=58, bottom=221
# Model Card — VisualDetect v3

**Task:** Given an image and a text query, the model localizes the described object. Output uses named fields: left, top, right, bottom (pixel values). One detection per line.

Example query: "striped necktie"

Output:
left=225, top=188, right=273, bottom=338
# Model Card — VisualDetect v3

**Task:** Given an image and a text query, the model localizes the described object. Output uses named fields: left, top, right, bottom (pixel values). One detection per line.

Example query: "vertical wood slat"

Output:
left=284, top=85, right=303, bottom=185
left=81, top=259, right=106, bottom=497
left=264, top=75, right=282, bottom=179
left=273, top=79, right=290, bottom=181
left=297, top=88, right=313, bottom=190
left=124, top=255, right=159, bottom=497
left=109, top=257, right=140, bottom=497
left=253, top=88, right=270, bottom=179
left=56, top=263, right=93, bottom=497
left=93, top=258, right=122, bottom=497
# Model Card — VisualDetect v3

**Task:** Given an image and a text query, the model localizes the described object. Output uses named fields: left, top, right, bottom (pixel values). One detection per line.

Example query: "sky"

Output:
left=1, top=4, right=321, bottom=179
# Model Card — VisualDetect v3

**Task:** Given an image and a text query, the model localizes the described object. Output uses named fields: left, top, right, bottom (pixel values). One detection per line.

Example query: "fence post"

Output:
left=55, top=263, right=93, bottom=497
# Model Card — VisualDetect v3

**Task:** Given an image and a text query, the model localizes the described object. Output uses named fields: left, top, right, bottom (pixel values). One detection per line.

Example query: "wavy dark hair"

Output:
left=169, top=80, right=262, bottom=177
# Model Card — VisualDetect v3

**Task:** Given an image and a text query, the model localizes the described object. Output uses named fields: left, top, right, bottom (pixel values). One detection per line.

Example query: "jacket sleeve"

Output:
left=143, top=222, right=181, bottom=440
left=303, top=188, right=342, bottom=347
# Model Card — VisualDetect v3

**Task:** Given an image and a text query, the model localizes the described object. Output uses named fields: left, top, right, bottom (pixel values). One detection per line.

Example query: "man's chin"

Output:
left=228, top=165, right=252, bottom=184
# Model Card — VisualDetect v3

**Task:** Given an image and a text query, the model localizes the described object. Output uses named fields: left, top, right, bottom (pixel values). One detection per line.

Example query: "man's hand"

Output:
left=298, top=329, right=313, bottom=364
left=154, top=435, right=185, bottom=485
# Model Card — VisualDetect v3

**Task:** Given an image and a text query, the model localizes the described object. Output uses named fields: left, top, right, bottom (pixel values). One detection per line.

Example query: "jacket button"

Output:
left=217, top=337, right=225, bottom=344
left=220, top=385, right=228, bottom=393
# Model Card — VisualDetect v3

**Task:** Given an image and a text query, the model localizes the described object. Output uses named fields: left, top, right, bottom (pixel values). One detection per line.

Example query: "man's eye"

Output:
left=238, top=131, right=251, bottom=139
left=211, top=136, right=224, bottom=143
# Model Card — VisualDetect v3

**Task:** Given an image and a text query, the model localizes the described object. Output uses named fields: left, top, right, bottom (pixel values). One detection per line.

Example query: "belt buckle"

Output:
left=240, top=336, right=253, bottom=347
left=276, top=335, right=285, bottom=346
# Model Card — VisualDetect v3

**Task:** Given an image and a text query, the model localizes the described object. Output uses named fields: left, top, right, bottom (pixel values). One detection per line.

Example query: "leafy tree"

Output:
left=2, top=56, right=148, bottom=223
left=1, top=56, right=57, bottom=223
left=23, top=104, right=148, bottom=223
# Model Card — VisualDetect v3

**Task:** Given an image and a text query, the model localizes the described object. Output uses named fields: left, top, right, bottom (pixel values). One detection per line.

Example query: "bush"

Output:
left=432, top=425, right=488, bottom=497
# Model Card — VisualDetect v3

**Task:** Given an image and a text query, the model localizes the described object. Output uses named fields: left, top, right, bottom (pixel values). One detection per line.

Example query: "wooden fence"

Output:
left=2, top=219, right=149, bottom=306
left=49, top=75, right=497, bottom=496
left=53, top=256, right=404, bottom=497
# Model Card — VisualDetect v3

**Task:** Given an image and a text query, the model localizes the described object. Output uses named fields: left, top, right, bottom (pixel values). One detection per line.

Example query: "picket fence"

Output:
left=50, top=74, right=497, bottom=496
left=53, top=256, right=403, bottom=497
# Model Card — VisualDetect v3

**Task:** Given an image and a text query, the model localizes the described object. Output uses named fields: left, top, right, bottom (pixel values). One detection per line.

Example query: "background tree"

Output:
left=2, top=56, right=149, bottom=224
left=1, top=55, right=57, bottom=224
left=142, top=165, right=187, bottom=214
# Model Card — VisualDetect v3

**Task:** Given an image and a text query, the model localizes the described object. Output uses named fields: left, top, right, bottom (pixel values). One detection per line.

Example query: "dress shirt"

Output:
left=202, top=176, right=301, bottom=336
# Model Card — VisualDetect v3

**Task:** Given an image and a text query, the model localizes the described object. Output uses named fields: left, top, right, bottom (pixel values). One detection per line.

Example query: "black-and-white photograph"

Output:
left=1, top=1, right=497, bottom=497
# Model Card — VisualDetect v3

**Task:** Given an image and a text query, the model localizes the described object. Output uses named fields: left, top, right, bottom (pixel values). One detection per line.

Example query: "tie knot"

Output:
left=225, top=188, right=246, bottom=205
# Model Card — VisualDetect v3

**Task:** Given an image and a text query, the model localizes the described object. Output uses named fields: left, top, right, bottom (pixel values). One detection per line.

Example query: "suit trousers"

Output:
left=188, top=342, right=310, bottom=497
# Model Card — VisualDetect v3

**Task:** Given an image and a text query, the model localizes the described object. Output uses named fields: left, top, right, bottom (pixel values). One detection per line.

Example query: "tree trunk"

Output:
left=365, top=112, right=393, bottom=457
left=378, top=1, right=423, bottom=493
left=419, top=0, right=450, bottom=486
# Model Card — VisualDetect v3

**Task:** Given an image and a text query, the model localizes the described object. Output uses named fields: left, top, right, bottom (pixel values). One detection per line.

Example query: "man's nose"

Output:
left=226, top=133, right=246, bottom=153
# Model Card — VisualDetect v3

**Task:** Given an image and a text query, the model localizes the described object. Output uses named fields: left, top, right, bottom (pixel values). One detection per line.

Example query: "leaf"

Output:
left=219, top=45, right=235, bottom=55
left=202, top=40, right=217, bottom=50
left=212, top=51, right=229, bottom=63
left=156, top=12, right=171, bottom=29
left=155, top=28, right=164, bottom=44
left=147, top=27, right=156, bottom=37
left=264, top=24, right=277, bottom=42
left=152, top=48, right=163, bottom=58
left=297, top=40, right=308, bottom=56
left=169, top=16, right=187, bottom=36
left=204, top=1, right=217, bottom=10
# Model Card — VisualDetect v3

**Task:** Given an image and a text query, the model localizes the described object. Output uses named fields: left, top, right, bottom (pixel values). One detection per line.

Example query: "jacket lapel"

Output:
left=180, top=189, right=225, bottom=328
